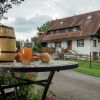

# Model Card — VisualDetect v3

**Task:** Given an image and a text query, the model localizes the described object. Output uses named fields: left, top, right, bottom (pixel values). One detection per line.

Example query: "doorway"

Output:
left=93, top=52, right=98, bottom=60
left=67, top=41, right=72, bottom=50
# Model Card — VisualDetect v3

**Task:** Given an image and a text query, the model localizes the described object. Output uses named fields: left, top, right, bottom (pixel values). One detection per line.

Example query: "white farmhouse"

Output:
left=40, top=10, right=100, bottom=58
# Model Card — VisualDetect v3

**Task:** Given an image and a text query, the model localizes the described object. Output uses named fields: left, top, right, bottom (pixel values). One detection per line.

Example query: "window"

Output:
left=77, top=39, right=84, bottom=47
left=99, top=52, right=100, bottom=56
left=55, top=42, right=61, bottom=48
left=68, top=28, right=73, bottom=32
left=73, top=27, right=77, bottom=32
left=60, top=21, right=64, bottom=24
left=93, top=40, right=97, bottom=47
left=46, top=31, right=51, bottom=35
left=87, top=15, right=92, bottom=20
left=56, top=30, right=60, bottom=33
left=93, top=52, right=98, bottom=60
left=50, top=31, right=54, bottom=34
left=65, top=28, right=68, bottom=32
left=60, top=29, right=65, bottom=33
left=65, top=26, right=80, bottom=32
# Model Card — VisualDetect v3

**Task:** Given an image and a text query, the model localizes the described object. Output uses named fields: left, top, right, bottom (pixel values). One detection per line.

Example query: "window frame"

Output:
left=68, top=28, right=73, bottom=32
left=93, top=40, right=97, bottom=47
left=55, top=30, right=60, bottom=33
left=65, top=28, right=68, bottom=32
left=73, top=27, right=77, bottom=32
left=77, top=39, right=84, bottom=47
left=55, top=42, right=61, bottom=48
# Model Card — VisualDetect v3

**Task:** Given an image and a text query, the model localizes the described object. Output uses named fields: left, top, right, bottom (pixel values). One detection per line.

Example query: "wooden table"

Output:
left=0, top=60, right=78, bottom=100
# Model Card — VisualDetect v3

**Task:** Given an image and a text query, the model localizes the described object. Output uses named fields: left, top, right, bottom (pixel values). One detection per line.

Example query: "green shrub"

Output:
left=17, top=72, right=42, bottom=100
left=0, top=73, right=12, bottom=85
left=32, top=45, right=40, bottom=53
left=0, top=72, right=42, bottom=100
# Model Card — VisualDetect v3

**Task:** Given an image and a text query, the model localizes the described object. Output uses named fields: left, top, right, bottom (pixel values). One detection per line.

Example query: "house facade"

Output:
left=40, top=10, right=100, bottom=57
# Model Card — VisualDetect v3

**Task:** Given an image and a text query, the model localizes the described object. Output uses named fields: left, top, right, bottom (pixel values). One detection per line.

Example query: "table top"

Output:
left=0, top=60, right=78, bottom=72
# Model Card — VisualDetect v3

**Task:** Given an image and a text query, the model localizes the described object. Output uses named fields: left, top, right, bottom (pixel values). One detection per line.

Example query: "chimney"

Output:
left=38, top=32, right=44, bottom=38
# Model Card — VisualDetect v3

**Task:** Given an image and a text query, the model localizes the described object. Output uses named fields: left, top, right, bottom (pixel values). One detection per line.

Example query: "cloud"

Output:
left=4, top=0, right=100, bottom=20
left=2, top=0, right=100, bottom=40
left=57, top=0, right=100, bottom=16
left=10, top=15, right=52, bottom=33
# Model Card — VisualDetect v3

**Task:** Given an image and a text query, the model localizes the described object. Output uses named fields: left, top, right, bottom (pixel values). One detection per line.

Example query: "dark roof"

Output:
left=41, top=10, right=100, bottom=41
left=42, top=31, right=83, bottom=41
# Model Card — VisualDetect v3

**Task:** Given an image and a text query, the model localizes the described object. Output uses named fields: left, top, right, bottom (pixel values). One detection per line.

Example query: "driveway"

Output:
left=38, top=70, right=100, bottom=100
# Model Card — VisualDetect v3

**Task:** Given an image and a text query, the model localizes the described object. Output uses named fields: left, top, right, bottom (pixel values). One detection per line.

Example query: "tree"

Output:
left=37, top=21, right=50, bottom=32
left=31, top=36, right=41, bottom=52
left=31, top=36, right=39, bottom=45
left=0, top=0, right=25, bottom=21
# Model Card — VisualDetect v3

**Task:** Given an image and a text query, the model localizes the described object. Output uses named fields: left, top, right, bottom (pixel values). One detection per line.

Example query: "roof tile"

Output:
left=41, top=10, right=100, bottom=41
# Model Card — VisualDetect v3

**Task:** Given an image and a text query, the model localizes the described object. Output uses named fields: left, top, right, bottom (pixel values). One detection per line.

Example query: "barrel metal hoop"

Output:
left=0, top=36, right=15, bottom=39
left=1, top=51, right=16, bottom=53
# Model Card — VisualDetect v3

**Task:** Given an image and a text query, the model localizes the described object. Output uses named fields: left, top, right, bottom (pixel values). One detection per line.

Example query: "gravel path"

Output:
left=38, top=70, right=100, bottom=100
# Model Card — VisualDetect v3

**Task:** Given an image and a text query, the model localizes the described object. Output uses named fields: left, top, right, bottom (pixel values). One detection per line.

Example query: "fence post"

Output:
left=76, top=54, right=77, bottom=60
left=90, top=52, right=92, bottom=68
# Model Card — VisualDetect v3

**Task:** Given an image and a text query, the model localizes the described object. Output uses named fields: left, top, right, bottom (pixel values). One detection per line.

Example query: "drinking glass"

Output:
left=21, top=48, right=32, bottom=63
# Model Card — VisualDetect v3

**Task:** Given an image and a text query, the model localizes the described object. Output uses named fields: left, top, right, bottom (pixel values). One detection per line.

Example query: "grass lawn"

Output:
left=66, top=59, right=100, bottom=77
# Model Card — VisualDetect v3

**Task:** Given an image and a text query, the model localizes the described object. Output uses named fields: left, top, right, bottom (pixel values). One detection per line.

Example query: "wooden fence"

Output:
left=40, top=47, right=100, bottom=61
left=64, top=53, right=100, bottom=61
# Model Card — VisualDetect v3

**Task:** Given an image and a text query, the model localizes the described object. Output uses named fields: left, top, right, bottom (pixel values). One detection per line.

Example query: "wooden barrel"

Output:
left=0, top=25, right=16, bottom=62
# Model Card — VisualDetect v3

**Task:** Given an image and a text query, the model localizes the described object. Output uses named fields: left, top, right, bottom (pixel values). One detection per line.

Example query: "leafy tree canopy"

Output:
left=37, top=21, right=50, bottom=32
left=31, top=36, right=39, bottom=44
left=32, top=36, right=41, bottom=52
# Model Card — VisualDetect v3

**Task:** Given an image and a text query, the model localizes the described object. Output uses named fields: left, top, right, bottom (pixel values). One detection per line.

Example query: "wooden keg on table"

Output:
left=0, top=25, right=16, bottom=62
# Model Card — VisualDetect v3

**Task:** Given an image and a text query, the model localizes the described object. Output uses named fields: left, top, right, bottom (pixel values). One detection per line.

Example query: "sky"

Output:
left=1, top=0, right=100, bottom=41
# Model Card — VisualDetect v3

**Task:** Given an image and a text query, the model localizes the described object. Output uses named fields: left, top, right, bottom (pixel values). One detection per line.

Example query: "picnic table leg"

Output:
left=42, top=71, right=55, bottom=100
left=14, top=87, right=18, bottom=100
left=11, top=72, right=19, bottom=100
left=0, top=85, right=7, bottom=100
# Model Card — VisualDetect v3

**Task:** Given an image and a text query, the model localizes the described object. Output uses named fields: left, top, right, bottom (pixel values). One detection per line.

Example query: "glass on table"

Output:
left=21, top=47, right=32, bottom=64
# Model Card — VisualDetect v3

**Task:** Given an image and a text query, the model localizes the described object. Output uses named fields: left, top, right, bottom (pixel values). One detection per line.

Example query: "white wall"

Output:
left=48, top=38, right=91, bottom=55
left=90, top=37, right=100, bottom=56
left=47, top=37, right=100, bottom=56
left=61, top=40, right=67, bottom=49
left=72, top=37, right=100, bottom=56
left=72, top=38, right=91, bottom=55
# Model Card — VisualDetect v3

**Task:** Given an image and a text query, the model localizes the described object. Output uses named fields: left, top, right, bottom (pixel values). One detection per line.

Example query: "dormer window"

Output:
left=60, top=21, right=64, bottom=24
left=87, top=15, right=92, bottom=19
left=46, top=31, right=51, bottom=35
left=51, top=31, right=54, bottom=34
left=68, top=28, right=73, bottom=32
left=56, top=30, right=60, bottom=33
left=65, top=28, right=68, bottom=32
left=73, top=27, right=77, bottom=32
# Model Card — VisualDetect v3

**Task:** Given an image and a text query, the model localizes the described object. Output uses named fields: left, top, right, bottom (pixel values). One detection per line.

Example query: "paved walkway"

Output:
left=38, top=70, right=100, bottom=100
